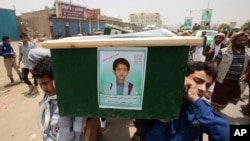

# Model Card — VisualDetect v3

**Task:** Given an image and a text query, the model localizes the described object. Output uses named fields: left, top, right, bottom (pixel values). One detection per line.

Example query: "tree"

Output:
left=217, top=23, right=232, bottom=31
left=241, top=20, right=250, bottom=29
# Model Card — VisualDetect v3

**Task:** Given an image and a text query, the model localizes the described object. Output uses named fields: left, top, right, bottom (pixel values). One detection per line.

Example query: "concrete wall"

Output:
left=18, top=9, right=140, bottom=39
left=19, top=10, right=52, bottom=38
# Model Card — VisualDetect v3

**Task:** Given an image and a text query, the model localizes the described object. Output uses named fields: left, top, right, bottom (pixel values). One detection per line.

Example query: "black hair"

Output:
left=186, top=61, right=217, bottom=81
left=20, top=32, right=28, bottom=38
left=113, top=58, right=130, bottom=71
left=2, top=36, right=9, bottom=42
left=32, top=56, right=54, bottom=79
left=221, top=30, right=228, bottom=36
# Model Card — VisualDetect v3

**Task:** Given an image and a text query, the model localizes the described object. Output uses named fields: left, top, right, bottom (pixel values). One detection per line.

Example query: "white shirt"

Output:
left=18, top=41, right=35, bottom=68
left=212, top=43, right=221, bottom=61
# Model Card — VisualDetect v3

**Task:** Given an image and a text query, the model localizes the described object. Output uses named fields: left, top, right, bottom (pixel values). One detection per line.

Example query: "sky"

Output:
left=3, top=0, right=250, bottom=28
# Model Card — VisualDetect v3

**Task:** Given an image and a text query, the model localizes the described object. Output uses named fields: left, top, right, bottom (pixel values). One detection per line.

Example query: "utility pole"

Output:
left=186, top=9, right=197, bottom=17
left=207, top=0, right=211, bottom=9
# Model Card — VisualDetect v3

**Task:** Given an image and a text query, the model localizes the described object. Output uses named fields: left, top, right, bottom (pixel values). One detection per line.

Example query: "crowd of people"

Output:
left=189, top=28, right=250, bottom=118
left=0, top=33, right=103, bottom=141
left=131, top=28, right=250, bottom=141
left=0, top=27, right=250, bottom=141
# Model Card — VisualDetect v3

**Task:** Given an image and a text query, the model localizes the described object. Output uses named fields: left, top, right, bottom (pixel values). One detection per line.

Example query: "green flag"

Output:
left=201, top=9, right=212, bottom=23
left=183, top=17, right=193, bottom=30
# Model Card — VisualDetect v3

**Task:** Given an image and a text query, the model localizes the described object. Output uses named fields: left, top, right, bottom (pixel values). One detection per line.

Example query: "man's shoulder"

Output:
left=27, top=41, right=35, bottom=46
left=18, top=42, right=24, bottom=49
left=0, top=43, right=5, bottom=47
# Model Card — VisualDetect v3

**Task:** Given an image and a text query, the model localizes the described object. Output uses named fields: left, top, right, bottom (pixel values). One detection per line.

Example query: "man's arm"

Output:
left=18, top=45, right=23, bottom=67
left=58, top=116, right=84, bottom=141
left=212, top=50, right=223, bottom=69
left=202, top=46, right=212, bottom=57
left=0, top=45, right=12, bottom=57
left=187, top=99, right=230, bottom=141
left=140, top=119, right=167, bottom=141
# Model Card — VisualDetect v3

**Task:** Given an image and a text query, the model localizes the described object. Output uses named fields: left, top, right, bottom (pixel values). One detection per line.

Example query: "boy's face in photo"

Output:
left=36, top=75, right=56, bottom=96
left=113, top=63, right=129, bottom=82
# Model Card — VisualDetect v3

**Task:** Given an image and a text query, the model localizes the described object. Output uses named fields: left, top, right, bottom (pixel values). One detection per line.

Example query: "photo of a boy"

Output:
left=104, top=58, right=137, bottom=95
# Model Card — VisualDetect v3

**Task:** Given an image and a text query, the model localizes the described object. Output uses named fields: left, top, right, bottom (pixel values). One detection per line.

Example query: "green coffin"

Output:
left=42, top=35, right=203, bottom=119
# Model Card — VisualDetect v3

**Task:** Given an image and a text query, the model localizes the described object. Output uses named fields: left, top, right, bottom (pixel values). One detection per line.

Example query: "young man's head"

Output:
left=2, top=36, right=10, bottom=43
left=20, top=32, right=29, bottom=44
left=32, top=56, right=55, bottom=96
left=185, top=61, right=217, bottom=98
left=113, top=58, right=130, bottom=83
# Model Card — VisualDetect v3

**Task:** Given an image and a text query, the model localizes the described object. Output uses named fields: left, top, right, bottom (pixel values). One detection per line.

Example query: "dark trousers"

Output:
left=22, top=68, right=37, bottom=86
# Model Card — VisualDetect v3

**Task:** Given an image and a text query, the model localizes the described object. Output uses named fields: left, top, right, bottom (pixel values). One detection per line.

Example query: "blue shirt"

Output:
left=140, top=99, right=230, bottom=141
left=0, top=43, right=14, bottom=57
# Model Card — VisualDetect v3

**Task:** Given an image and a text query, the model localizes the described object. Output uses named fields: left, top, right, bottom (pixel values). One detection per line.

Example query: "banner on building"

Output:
left=201, top=9, right=212, bottom=25
left=183, top=17, right=193, bottom=30
left=56, top=2, right=84, bottom=19
left=83, top=8, right=101, bottom=20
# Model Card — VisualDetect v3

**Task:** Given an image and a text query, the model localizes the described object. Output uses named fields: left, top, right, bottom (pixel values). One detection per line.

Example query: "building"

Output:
left=129, top=13, right=162, bottom=28
left=18, top=1, right=140, bottom=39
left=19, top=9, right=52, bottom=38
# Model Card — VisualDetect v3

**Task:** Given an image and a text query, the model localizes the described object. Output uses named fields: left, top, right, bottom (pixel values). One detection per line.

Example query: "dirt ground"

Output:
left=0, top=41, right=44, bottom=141
left=0, top=41, right=137, bottom=141
left=0, top=41, right=249, bottom=141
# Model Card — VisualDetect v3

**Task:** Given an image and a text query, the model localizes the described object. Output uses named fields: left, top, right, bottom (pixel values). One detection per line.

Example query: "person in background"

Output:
left=240, top=38, right=250, bottom=122
left=202, top=33, right=226, bottom=99
left=203, top=33, right=226, bottom=63
left=211, top=32, right=249, bottom=111
left=0, top=35, right=23, bottom=84
left=18, top=33, right=38, bottom=95
left=192, top=31, right=207, bottom=61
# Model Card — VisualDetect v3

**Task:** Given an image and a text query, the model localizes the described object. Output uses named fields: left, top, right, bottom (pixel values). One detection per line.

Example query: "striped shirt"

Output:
left=214, top=48, right=245, bottom=80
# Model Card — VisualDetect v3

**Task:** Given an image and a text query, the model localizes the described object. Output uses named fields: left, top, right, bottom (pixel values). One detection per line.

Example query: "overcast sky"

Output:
left=3, top=0, right=250, bottom=28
